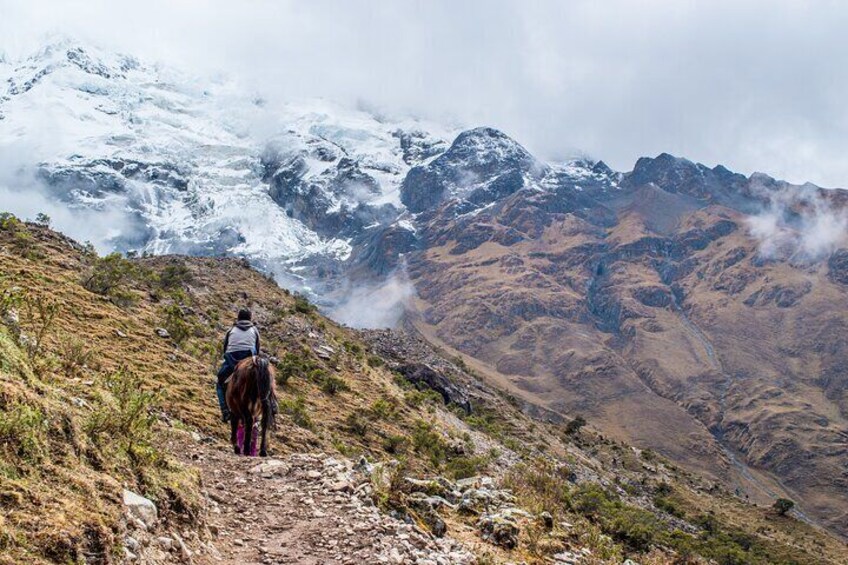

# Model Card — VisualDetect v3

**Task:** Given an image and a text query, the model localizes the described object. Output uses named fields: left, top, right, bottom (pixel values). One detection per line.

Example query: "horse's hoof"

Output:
left=233, top=446, right=240, bottom=455
left=259, top=450, right=268, bottom=457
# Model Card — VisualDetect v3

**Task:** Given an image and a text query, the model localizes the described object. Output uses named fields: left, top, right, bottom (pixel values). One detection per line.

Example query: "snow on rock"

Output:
left=1, top=38, right=622, bottom=305
left=0, top=38, right=453, bottom=277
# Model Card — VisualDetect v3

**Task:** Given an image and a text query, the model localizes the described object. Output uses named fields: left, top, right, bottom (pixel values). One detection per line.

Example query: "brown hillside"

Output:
left=0, top=217, right=846, bottom=564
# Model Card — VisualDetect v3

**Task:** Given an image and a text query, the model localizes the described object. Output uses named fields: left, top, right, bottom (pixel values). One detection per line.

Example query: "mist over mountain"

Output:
left=2, top=38, right=848, bottom=540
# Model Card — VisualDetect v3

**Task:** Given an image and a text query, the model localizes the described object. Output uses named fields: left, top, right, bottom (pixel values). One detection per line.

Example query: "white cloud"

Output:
left=747, top=181, right=848, bottom=260
left=2, top=0, right=848, bottom=186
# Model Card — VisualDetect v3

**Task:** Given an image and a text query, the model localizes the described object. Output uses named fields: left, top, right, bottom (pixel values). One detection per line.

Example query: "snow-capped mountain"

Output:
left=0, top=40, right=442, bottom=284
left=0, top=39, right=619, bottom=294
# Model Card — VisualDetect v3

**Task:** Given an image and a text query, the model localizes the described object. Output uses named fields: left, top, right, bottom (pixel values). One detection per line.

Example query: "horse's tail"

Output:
left=255, top=356, right=276, bottom=430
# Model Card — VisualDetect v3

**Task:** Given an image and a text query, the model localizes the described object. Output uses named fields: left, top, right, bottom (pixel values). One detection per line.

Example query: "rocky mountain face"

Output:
left=402, top=147, right=848, bottom=538
left=3, top=40, right=848, bottom=540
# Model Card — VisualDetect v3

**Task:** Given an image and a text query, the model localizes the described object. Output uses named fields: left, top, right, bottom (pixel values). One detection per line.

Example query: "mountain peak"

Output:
left=400, top=127, right=544, bottom=213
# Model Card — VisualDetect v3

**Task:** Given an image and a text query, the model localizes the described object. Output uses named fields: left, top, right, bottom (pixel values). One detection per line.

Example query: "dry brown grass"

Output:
left=1, top=219, right=846, bottom=564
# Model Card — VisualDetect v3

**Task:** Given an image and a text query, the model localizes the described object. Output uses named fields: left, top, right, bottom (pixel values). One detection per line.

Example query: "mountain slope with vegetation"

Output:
left=1, top=215, right=846, bottom=564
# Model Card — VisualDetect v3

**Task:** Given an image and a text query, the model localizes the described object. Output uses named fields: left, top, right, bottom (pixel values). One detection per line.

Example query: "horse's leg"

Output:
left=259, top=402, right=270, bottom=457
left=243, top=413, right=254, bottom=456
left=230, top=415, right=240, bottom=455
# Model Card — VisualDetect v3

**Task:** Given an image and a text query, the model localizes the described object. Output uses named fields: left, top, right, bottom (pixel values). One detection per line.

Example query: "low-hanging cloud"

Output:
left=0, top=139, right=147, bottom=253
left=329, top=269, right=416, bottom=329
left=3, top=0, right=848, bottom=187
left=747, top=181, right=848, bottom=261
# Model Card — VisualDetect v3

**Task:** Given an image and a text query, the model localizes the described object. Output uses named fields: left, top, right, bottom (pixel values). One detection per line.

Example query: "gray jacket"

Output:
left=224, top=320, right=260, bottom=355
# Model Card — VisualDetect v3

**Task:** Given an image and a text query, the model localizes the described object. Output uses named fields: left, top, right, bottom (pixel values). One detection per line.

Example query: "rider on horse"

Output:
left=216, top=308, right=261, bottom=422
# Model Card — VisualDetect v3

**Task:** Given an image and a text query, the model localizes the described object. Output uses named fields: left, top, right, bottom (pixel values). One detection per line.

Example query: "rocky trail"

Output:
left=124, top=432, right=477, bottom=565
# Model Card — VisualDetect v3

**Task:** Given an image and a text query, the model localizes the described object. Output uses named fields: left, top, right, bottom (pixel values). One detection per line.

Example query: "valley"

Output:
left=2, top=39, right=848, bottom=557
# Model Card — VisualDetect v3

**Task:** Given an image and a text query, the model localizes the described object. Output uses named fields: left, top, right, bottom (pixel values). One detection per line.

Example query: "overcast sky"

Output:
left=3, top=0, right=848, bottom=187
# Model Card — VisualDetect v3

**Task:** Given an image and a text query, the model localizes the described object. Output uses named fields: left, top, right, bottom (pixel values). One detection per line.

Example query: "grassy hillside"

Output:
left=0, top=214, right=846, bottom=564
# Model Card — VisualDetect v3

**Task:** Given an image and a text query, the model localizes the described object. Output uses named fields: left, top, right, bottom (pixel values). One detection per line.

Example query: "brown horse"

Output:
left=225, top=355, right=276, bottom=456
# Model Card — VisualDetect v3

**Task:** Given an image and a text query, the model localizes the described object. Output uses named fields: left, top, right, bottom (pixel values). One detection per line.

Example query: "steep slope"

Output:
left=402, top=146, right=848, bottom=537
left=2, top=218, right=847, bottom=564
left=4, top=37, right=848, bottom=552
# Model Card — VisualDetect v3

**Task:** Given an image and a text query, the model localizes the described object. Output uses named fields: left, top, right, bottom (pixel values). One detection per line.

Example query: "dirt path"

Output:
left=170, top=437, right=475, bottom=565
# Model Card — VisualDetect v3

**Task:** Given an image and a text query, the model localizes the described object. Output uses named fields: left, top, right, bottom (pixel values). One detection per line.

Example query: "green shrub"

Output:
left=367, top=354, right=385, bottom=367
left=382, top=434, right=409, bottom=454
left=279, top=395, right=312, bottom=429
left=571, top=483, right=617, bottom=516
left=85, top=369, right=158, bottom=461
left=160, top=304, right=197, bottom=345
left=564, top=415, right=587, bottom=435
left=0, top=213, right=41, bottom=259
left=19, top=293, right=61, bottom=363
left=772, top=498, right=794, bottom=516
left=608, top=506, right=662, bottom=552
left=82, top=252, right=144, bottom=306
left=404, top=388, right=442, bottom=408
left=445, top=455, right=490, bottom=480
left=411, top=420, right=448, bottom=467
left=345, top=412, right=369, bottom=436
left=274, top=349, right=320, bottom=385
left=320, top=374, right=350, bottom=395
left=157, top=261, right=194, bottom=290
left=343, top=340, right=363, bottom=356
left=369, top=397, right=398, bottom=420
left=0, top=402, right=47, bottom=466
left=293, top=293, right=315, bottom=314
left=641, top=448, right=657, bottom=461
left=463, top=408, right=503, bottom=436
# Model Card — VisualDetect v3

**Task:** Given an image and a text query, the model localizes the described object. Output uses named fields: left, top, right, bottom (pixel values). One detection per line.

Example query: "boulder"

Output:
left=395, top=363, right=471, bottom=414
left=478, top=513, right=519, bottom=549
left=248, top=459, right=289, bottom=477
left=123, top=489, right=157, bottom=529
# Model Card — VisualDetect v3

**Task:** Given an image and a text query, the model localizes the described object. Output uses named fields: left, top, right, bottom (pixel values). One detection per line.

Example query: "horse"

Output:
left=225, top=355, right=276, bottom=456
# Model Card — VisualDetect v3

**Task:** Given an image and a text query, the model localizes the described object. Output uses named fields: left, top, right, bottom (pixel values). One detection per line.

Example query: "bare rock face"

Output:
left=401, top=148, right=848, bottom=538
left=828, top=249, right=848, bottom=285
left=395, top=363, right=472, bottom=414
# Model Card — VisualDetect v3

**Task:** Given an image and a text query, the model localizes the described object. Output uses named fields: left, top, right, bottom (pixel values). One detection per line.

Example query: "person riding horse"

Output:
left=216, top=308, right=261, bottom=422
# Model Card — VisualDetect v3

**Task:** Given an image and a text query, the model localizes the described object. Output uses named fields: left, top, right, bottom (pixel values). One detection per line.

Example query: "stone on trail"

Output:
left=249, top=459, right=289, bottom=477
left=123, top=489, right=158, bottom=529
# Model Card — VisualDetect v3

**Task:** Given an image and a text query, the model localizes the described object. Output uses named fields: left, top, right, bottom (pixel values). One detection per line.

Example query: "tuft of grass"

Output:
left=58, top=337, right=99, bottom=378
left=279, top=395, right=313, bottom=429
left=0, top=401, right=48, bottom=468
left=344, top=411, right=369, bottom=436
left=369, top=397, right=399, bottom=420
left=320, top=374, right=350, bottom=395
left=382, top=434, right=409, bottom=454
